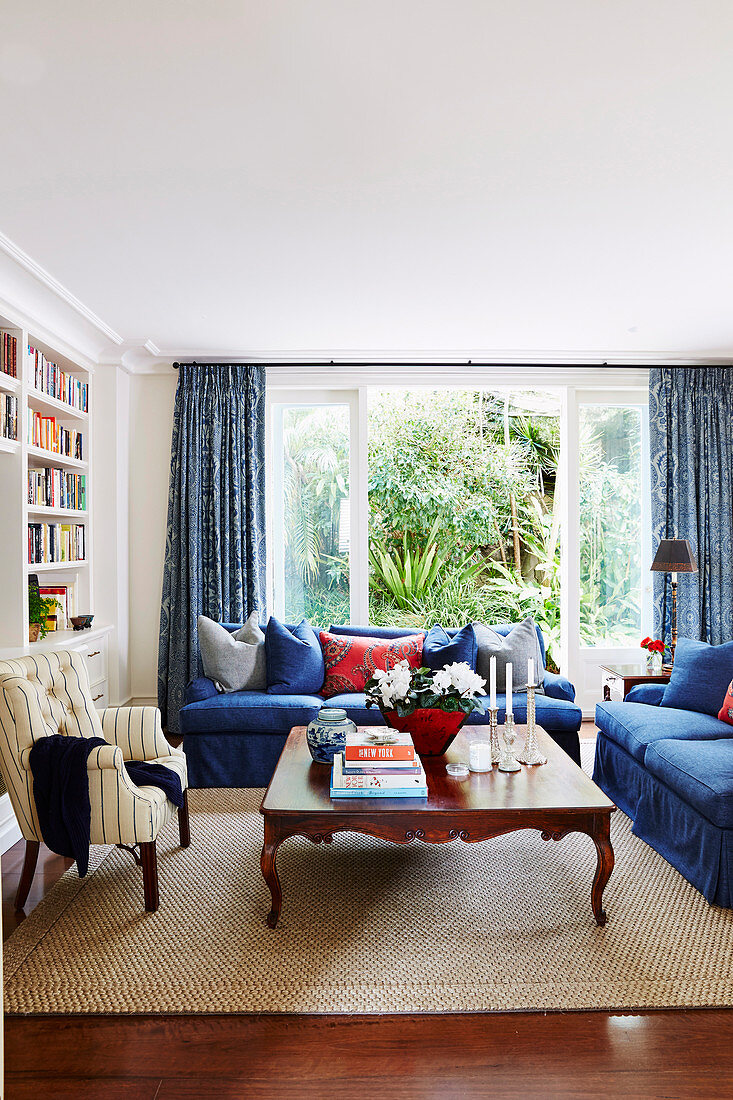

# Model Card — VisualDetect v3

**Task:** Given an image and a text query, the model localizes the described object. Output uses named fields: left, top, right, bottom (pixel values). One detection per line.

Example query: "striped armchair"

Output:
left=0, top=649, right=190, bottom=912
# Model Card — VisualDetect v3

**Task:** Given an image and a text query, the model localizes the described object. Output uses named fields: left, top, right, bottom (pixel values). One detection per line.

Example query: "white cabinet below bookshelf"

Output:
left=0, top=624, right=111, bottom=659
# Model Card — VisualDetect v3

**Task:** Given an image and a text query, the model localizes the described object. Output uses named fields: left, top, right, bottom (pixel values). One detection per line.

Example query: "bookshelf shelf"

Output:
left=27, top=389, right=88, bottom=421
left=27, top=446, right=88, bottom=470
left=27, top=506, right=88, bottom=519
left=0, top=438, right=20, bottom=454
left=0, top=374, right=20, bottom=395
left=26, top=560, right=88, bottom=572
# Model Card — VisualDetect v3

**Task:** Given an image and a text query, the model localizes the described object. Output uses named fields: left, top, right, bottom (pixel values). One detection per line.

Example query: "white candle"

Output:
left=506, top=662, right=513, bottom=715
left=528, top=657, right=534, bottom=689
left=469, top=741, right=492, bottom=772
left=490, top=656, right=497, bottom=710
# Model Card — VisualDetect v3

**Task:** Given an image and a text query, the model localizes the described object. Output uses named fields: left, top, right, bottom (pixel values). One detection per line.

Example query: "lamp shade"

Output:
left=650, top=539, right=698, bottom=573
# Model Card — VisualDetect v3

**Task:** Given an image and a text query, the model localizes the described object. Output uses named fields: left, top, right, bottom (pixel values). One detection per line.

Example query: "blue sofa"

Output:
left=594, top=683, right=733, bottom=908
left=180, top=621, right=582, bottom=788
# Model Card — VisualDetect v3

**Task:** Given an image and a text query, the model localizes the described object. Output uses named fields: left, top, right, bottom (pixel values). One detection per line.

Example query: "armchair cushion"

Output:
left=185, top=677, right=219, bottom=704
left=543, top=672, right=575, bottom=702
left=626, top=682, right=666, bottom=706
left=101, top=706, right=173, bottom=761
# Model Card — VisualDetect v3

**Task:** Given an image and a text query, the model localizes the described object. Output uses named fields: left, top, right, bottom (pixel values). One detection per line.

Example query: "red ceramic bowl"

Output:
left=380, top=707, right=468, bottom=756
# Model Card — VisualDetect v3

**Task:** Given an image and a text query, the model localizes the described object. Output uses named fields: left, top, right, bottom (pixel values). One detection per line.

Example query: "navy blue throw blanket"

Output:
left=29, top=735, right=183, bottom=876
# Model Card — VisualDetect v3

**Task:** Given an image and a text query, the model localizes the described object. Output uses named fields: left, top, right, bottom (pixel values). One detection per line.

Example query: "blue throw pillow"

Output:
left=661, top=637, right=733, bottom=717
left=423, top=624, right=478, bottom=671
left=265, top=618, right=325, bottom=695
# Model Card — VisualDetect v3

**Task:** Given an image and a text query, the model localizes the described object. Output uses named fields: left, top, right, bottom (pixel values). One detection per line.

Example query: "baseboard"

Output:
left=130, top=696, right=157, bottom=707
left=0, top=792, right=22, bottom=854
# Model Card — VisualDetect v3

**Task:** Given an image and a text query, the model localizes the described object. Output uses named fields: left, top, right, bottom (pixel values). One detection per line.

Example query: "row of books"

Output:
left=30, top=346, right=89, bottom=411
left=27, top=411, right=84, bottom=460
left=1, top=331, right=18, bottom=378
left=1, top=394, right=18, bottom=441
left=330, top=731, right=427, bottom=798
left=28, top=522, right=86, bottom=565
left=28, top=467, right=87, bottom=511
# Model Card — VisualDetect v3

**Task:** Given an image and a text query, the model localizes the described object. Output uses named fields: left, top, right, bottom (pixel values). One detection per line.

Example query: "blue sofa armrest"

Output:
left=625, top=682, right=666, bottom=706
left=543, top=671, right=575, bottom=702
left=185, top=677, right=219, bottom=705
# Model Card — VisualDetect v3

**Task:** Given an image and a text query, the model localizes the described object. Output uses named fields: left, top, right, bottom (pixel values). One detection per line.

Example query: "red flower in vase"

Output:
left=641, top=637, right=664, bottom=654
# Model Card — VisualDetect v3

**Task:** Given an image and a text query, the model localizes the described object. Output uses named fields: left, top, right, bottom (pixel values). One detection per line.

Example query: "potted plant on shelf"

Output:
left=641, top=636, right=665, bottom=674
left=28, top=588, right=61, bottom=643
left=365, top=660, right=486, bottom=756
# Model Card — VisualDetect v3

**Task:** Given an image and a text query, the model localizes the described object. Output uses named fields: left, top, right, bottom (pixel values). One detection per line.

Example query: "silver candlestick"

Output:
left=518, top=683, right=547, bottom=765
left=498, top=713, right=521, bottom=772
left=488, top=706, right=501, bottom=764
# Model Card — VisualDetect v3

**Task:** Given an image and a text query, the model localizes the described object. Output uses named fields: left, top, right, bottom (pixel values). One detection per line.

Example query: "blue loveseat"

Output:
left=180, top=622, right=582, bottom=788
left=594, top=683, right=733, bottom=908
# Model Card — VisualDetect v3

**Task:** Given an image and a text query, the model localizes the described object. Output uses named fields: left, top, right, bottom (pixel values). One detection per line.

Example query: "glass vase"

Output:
left=646, top=650, right=663, bottom=674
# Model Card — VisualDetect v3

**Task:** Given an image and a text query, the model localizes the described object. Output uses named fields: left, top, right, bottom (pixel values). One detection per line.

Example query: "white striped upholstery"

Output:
left=0, top=650, right=187, bottom=847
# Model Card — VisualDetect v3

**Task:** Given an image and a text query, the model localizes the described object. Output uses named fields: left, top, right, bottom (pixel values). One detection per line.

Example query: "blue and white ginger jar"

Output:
left=306, top=708, right=356, bottom=764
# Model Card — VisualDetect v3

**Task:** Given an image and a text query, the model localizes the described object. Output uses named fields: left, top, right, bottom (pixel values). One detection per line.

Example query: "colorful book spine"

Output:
left=27, top=412, right=84, bottom=460
left=331, top=755, right=427, bottom=797
left=1, top=394, right=18, bottom=440
left=342, top=762, right=421, bottom=775
left=0, top=331, right=18, bottom=377
left=27, top=522, right=86, bottom=564
left=344, top=744, right=416, bottom=761
left=27, top=468, right=86, bottom=510
left=28, top=345, right=88, bottom=411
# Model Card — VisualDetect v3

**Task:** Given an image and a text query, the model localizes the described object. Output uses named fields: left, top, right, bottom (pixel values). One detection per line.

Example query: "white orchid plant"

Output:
left=365, top=660, right=486, bottom=718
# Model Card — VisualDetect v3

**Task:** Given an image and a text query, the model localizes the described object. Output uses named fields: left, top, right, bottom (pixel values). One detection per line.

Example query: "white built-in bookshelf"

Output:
left=0, top=308, right=98, bottom=653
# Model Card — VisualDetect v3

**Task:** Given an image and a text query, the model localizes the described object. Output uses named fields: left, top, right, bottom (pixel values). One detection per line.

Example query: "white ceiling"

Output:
left=1, top=1, right=733, bottom=359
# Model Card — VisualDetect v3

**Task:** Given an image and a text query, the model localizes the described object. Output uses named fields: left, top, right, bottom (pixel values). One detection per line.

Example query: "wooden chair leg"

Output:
left=178, top=789, right=191, bottom=848
left=140, top=840, right=159, bottom=912
left=15, top=839, right=40, bottom=911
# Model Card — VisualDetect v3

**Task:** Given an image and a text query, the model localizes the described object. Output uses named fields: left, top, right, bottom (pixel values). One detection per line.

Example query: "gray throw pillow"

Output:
left=472, top=617, right=544, bottom=693
left=198, top=613, right=266, bottom=693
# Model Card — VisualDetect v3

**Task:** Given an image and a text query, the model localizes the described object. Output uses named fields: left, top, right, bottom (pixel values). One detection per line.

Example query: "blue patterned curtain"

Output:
left=158, top=364, right=267, bottom=733
left=649, top=367, right=733, bottom=646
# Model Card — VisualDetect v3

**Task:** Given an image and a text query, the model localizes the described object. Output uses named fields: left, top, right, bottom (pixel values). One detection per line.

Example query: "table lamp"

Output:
left=650, top=539, right=698, bottom=668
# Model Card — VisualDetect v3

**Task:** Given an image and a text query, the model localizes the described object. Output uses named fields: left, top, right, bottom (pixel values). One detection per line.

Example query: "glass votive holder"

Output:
left=446, top=761, right=470, bottom=778
left=468, top=739, right=492, bottom=773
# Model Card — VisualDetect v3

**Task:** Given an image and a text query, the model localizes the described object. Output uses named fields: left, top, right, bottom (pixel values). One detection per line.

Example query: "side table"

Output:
left=600, top=663, right=671, bottom=703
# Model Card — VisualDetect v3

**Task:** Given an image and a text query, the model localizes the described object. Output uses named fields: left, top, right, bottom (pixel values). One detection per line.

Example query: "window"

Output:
left=578, top=404, right=643, bottom=646
left=271, top=402, right=351, bottom=627
left=268, top=370, right=650, bottom=699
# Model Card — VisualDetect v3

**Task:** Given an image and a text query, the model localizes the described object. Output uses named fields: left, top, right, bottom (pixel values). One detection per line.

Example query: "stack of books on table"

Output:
left=330, top=731, right=428, bottom=798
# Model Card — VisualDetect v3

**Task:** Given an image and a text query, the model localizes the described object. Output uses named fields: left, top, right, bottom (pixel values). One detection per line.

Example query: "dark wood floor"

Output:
left=4, top=730, right=733, bottom=1100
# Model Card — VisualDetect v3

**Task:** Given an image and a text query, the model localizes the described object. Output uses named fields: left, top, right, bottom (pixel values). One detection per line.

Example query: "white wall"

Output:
left=128, top=370, right=177, bottom=703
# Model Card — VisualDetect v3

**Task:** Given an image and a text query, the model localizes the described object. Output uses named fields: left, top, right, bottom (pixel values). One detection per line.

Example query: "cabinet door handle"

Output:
left=87, top=651, right=100, bottom=658
left=92, top=693, right=104, bottom=702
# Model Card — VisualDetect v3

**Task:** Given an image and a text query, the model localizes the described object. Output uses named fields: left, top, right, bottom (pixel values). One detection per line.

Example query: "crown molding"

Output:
left=0, top=230, right=123, bottom=347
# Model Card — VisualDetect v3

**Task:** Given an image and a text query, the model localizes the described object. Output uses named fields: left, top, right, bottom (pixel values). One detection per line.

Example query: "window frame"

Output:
left=267, top=368, right=650, bottom=714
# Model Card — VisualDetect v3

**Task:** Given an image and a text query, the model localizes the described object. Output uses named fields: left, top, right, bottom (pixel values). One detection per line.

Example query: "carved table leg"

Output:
left=590, top=812, right=614, bottom=926
left=261, top=816, right=285, bottom=928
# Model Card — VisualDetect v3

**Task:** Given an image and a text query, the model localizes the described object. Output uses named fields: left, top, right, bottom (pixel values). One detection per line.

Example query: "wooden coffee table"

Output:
left=259, top=725, right=616, bottom=929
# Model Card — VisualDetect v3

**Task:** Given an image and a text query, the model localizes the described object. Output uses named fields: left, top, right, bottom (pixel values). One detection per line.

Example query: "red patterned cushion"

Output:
left=718, top=681, right=733, bottom=726
left=319, top=631, right=424, bottom=699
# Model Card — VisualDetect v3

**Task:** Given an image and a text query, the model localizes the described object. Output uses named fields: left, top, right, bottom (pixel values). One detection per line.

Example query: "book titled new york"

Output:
left=344, top=730, right=415, bottom=762
left=331, top=754, right=427, bottom=798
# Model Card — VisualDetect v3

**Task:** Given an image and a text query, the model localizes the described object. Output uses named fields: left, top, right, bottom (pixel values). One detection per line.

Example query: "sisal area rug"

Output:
left=4, top=746, right=733, bottom=1015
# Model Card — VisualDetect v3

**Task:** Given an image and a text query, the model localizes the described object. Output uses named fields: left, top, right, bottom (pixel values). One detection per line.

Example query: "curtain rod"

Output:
left=173, top=360, right=635, bottom=369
